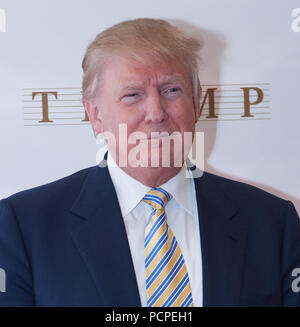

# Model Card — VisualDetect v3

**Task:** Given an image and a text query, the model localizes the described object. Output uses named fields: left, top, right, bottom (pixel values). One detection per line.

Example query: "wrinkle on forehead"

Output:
left=95, top=54, right=192, bottom=101
left=119, top=74, right=187, bottom=92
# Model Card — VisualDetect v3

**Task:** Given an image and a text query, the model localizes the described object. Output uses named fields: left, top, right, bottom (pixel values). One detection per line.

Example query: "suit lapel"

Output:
left=70, top=162, right=141, bottom=306
left=192, top=168, right=247, bottom=306
left=69, top=157, right=246, bottom=307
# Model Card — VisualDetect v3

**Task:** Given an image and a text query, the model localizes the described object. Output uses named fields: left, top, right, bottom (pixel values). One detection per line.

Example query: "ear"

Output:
left=193, top=79, right=202, bottom=123
left=84, top=100, right=102, bottom=135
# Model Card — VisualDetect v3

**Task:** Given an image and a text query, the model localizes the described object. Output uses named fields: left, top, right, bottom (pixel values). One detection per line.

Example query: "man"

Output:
left=0, top=18, right=300, bottom=307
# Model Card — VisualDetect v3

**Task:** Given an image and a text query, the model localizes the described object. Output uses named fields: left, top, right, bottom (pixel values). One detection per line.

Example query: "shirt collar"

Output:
left=107, top=151, right=195, bottom=217
left=107, top=152, right=149, bottom=217
left=160, top=162, right=195, bottom=217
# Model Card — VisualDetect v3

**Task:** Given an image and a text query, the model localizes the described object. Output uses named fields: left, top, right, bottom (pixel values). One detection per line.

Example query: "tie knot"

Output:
left=142, top=187, right=172, bottom=211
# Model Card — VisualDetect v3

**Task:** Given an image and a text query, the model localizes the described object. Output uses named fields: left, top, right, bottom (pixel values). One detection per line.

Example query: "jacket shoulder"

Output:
left=203, top=171, right=288, bottom=205
left=198, top=171, right=294, bottom=226
left=199, top=171, right=299, bottom=233
left=2, top=166, right=98, bottom=208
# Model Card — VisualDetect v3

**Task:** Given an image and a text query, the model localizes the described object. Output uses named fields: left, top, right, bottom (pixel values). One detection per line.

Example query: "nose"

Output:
left=144, top=90, right=167, bottom=124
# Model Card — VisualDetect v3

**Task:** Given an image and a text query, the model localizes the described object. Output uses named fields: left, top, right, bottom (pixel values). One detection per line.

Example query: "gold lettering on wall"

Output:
left=240, top=87, right=264, bottom=117
left=32, top=91, right=57, bottom=123
left=22, top=84, right=271, bottom=126
left=200, top=88, right=218, bottom=118
left=82, top=110, right=89, bottom=122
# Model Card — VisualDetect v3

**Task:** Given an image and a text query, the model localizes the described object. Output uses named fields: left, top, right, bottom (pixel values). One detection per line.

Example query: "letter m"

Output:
left=0, top=8, right=6, bottom=33
left=0, top=268, right=6, bottom=292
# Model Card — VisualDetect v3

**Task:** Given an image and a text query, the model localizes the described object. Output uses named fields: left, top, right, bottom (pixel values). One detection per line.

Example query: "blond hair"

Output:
left=82, top=18, right=202, bottom=106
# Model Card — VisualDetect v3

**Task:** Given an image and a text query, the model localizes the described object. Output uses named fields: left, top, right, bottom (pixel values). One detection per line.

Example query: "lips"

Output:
left=140, top=133, right=171, bottom=140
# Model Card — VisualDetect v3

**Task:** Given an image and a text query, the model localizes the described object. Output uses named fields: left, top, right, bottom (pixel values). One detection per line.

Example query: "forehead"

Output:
left=100, top=54, right=190, bottom=88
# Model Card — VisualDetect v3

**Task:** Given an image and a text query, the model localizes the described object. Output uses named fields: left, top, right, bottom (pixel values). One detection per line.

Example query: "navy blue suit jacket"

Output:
left=0, top=162, right=300, bottom=306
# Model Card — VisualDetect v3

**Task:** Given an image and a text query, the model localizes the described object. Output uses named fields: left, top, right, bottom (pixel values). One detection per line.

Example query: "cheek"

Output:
left=108, top=110, right=145, bottom=144
left=168, top=100, right=195, bottom=129
left=119, top=109, right=145, bottom=134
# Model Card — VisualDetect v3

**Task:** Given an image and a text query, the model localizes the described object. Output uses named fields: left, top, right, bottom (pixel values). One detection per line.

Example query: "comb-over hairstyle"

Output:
left=82, top=18, right=202, bottom=106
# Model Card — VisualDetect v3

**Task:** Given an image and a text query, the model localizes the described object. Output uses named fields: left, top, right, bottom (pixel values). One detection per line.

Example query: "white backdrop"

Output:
left=0, top=0, right=299, bottom=214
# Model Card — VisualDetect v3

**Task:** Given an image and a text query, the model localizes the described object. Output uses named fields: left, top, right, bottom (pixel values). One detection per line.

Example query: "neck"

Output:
left=118, top=165, right=183, bottom=187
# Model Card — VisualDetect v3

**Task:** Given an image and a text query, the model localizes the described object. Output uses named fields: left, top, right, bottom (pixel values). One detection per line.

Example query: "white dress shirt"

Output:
left=106, top=151, right=203, bottom=306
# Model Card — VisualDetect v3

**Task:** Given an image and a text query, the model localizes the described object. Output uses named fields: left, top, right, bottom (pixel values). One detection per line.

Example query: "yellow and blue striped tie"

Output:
left=142, top=187, right=194, bottom=307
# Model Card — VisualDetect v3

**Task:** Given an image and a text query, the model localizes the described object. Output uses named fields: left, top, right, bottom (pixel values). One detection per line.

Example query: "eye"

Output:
left=168, top=87, right=181, bottom=93
left=121, top=93, right=142, bottom=104
left=125, top=93, right=139, bottom=97
left=163, top=87, right=182, bottom=98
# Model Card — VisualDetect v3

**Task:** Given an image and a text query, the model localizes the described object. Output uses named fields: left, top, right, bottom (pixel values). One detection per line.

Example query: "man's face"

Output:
left=87, top=55, right=199, bottom=169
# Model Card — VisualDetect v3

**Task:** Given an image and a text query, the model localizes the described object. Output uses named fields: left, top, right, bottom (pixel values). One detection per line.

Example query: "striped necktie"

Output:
left=142, top=187, right=194, bottom=307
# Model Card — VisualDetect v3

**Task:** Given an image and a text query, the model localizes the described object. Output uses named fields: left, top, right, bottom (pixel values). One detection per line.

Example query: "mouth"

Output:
left=139, top=133, right=171, bottom=141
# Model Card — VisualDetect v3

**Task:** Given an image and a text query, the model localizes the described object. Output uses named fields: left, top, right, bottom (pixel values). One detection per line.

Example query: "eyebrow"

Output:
left=119, top=82, right=145, bottom=91
left=159, top=74, right=186, bottom=86
left=118, top=74, right=186, bottom=93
